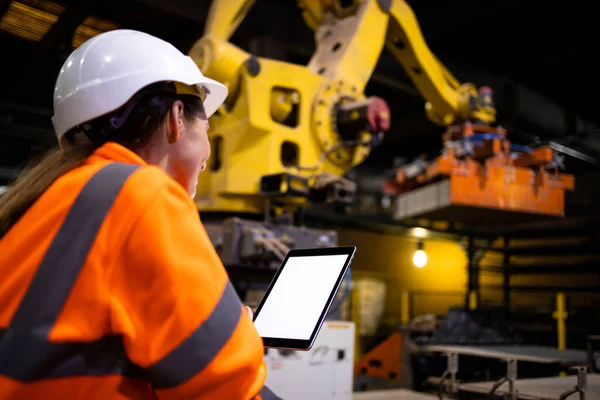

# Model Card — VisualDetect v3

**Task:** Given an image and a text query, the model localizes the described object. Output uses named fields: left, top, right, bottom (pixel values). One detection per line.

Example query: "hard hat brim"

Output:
left=195, top=77, right=228, bottom=118
left=174, top=77, right=228, bottom=118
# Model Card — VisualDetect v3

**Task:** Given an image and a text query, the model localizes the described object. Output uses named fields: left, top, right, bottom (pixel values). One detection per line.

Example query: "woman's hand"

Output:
left=245, top=306, right=254, bottom=320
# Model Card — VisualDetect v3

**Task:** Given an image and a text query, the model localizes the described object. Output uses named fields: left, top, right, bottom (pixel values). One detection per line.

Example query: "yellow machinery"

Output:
left=190, top=0, right=573, bottom=226
left=188, top=0, right=495, bottom=215
left=190, top=0, right=575, bottom=265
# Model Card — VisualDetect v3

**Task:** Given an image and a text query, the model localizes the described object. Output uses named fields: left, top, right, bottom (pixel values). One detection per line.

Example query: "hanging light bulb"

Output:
left=413, top=241, right=427, bottom=268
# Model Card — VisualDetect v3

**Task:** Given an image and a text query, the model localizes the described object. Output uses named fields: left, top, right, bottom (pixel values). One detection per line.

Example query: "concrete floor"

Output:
left=353, top=389, right=437, bottom=399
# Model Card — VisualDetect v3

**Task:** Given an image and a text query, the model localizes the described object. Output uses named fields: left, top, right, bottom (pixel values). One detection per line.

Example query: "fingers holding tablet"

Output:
left=245, top=305, right=254, bottom=320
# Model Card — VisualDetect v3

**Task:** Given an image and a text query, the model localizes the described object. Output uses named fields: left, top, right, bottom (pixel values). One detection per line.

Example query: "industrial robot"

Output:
left=189, top=0, right=573, bottom=268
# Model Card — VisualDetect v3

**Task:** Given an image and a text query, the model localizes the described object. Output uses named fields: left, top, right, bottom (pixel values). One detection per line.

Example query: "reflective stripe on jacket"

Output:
left=0, top=143, right=281, bottom=400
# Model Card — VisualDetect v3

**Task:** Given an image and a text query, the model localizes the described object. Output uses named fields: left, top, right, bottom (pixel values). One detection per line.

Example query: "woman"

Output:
left=0, top=30, right=279, bottom=400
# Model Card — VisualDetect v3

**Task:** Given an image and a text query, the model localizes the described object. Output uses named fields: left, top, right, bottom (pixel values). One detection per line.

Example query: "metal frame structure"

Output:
left=588, top=336, right=600, bottom=374
left=461, top=215, right=600, bottom=313
left=418, top=344, right=592, bottom=400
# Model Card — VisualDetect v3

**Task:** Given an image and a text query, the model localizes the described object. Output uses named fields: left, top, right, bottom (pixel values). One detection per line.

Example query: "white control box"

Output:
left=264, top=321, right=355, bottom=400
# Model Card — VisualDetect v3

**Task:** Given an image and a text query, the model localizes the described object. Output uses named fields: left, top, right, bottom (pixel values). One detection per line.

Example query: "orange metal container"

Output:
left=387, top=123, right=575, bottom=225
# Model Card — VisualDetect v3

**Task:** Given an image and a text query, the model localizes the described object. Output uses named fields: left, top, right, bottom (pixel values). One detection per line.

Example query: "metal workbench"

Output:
left=415, top=344, right=597, bottom=399
left=418, top=344, right=590, bottom=366
left=458, top=373, right=600, bottom=400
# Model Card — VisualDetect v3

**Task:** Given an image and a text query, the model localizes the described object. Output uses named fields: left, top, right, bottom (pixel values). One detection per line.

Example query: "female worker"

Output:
left=0, top=29, right=279, bottom=400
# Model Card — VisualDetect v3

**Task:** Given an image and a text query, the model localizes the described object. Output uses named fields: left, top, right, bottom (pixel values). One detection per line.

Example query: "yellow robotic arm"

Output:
left=188, top=0, right=496, bottom=216
left=189, top=0, right=571, bottom=245
left=298, top=0, right=496, bottom=126
left=379, top=0, right=496, bottom=126
left=189, top=0, right=255, bottom=112
left=202, top=0, right=255, bottom=40
left=189, top=0, right=392, bottom=215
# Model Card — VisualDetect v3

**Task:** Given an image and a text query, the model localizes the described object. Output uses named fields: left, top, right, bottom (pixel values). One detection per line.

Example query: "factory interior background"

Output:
left=1, top=0, right=600, bottom=398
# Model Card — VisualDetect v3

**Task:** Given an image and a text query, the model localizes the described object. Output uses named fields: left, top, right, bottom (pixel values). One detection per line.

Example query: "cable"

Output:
left=287, top=134, right=383, bottom=176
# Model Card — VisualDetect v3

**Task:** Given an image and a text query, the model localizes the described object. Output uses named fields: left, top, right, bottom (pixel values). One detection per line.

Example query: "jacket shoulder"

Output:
left=118, top=164, right=192, bottom=209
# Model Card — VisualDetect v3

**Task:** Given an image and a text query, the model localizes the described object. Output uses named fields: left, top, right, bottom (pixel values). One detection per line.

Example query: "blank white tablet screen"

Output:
left=253, top=254, right=349, bottom=340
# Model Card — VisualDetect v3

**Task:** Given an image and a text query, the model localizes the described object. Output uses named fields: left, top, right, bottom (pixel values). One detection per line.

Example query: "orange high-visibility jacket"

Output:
left=0, top=142, right=280, bottom=400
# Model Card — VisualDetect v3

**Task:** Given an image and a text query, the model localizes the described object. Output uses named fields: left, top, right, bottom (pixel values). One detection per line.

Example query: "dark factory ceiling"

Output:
left=1, top=0, right=600, bottom=188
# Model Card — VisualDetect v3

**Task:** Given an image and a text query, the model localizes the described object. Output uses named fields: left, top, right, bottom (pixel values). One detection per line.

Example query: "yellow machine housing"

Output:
left=190, top=0, right=493, bottom=215
left=190, top=0, right=571, bottom=222
left=190, top=0, right=389, bottom=214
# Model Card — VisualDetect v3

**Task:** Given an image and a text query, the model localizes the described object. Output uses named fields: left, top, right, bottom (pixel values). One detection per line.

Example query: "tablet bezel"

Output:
left=252, top=245, right=356, bottom=351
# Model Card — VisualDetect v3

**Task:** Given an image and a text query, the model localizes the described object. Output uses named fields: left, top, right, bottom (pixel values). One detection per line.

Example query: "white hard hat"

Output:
left=52, top=29, right=227, bottom=141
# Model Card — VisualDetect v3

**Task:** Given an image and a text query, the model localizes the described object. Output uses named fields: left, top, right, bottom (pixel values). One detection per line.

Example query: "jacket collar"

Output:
left=86, top=142, right=148, bottom=166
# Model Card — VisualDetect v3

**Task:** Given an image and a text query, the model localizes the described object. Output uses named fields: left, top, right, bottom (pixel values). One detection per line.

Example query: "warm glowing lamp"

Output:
left=413, top=241, right=427, bottom=268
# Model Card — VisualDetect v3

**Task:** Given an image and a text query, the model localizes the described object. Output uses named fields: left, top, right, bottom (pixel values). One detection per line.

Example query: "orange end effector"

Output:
left=388, top=124, right=575, bottom=220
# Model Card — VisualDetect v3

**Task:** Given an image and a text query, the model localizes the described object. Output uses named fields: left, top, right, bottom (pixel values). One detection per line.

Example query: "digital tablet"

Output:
left=252, top=246, right=356, bottom=351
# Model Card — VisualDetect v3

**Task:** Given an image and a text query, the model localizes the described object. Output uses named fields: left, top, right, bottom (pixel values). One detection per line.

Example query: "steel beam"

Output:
left=0, top=122, right=55, bottom=142
left=472, top=216, right=598, bottom=238
left=12, top=1, right=97, bottom=101
left=0, top=103, right=56, bottom=143
left=482, top=284, right=600, bottom=293
left=132, top=0, right=209, bottom=24
left=466, top=236, right=480, bottom=309
left=0, top=167, right=19, bottom=181
left=0, top=0, right=11, bottom=21
left=489, top=240, right=595, bottom=257
left=503, top=237, right=510, bottom=310
left=505, top=264, right=600, bottom=274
